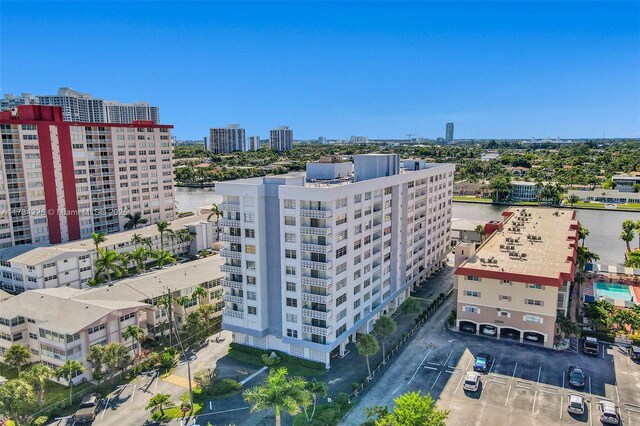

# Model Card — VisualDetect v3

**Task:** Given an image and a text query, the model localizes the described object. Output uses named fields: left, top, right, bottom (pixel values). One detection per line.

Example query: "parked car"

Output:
left=463, top=372, right=481, bottom=392
left=461, top=324, right=476, bottom=334
left=73, top=394, right=99, bottom=424
left=597, top=400, right=620, bottom=424
left=473, top=353, right=492, bottom=373
left=568, top=366, right=585, bottom=388
left=583, top=336, right=599, bottom=356
left=628, top=345, right=640, bottom=361
left=481, top=325, right=497, bottom=336
left=567, top=394, right=585, bottom=415
left=502, top=329, right=518, bottom=339
left=525, top=334, right=541, bottom=342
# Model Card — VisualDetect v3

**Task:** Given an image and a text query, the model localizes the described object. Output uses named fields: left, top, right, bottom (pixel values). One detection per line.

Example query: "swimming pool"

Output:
left=594, top=282, right=633, bottom=302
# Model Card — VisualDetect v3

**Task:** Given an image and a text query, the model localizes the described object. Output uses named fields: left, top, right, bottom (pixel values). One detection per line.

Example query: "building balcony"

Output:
left=301, top=308, right=333, bottom=320
left=220, top=264, right=243, bottom=274
left=219, top=234, right=241, bottom=244
left=223, top=309, right=244, bottom=319
left=302, top=324, right=332, bottom=336
left=219, top=203, right=240, bottom=212
left=300, top=226, right=332, bottom=236
left=301, top=292, right=332, bottom=304
left=218, top=218, right=241, bottom=227
left=300, top=259, right=332, bottom=271
left=301, top=276, right=332, bottom=288
left=300, top=209, right=332, bottom=219
left=220, top=249, right=242, bottom=259
left=223, top=294, right=244, bottom=304
left=300, top=243, right=332, bottom=254
left=221, top=279, right=244, bottom=290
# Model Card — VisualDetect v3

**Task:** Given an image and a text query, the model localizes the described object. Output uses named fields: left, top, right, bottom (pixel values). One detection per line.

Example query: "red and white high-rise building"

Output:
left=0, top=105, right=175, bottom=247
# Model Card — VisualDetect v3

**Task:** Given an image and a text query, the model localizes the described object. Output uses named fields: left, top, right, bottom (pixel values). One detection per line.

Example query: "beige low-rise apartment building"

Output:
left=0, top=256, right=224, bottom=382
left=454, top=207, right=579, bottom=348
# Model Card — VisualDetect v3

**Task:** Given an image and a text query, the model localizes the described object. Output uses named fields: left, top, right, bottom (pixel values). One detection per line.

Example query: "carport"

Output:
left=522, top=331, right=545, bottom=345
left=479, top=324, right=497, bottom=337
left=459, top=320, right=477, bottom=334
left=500, top=327, right=521, bottom=341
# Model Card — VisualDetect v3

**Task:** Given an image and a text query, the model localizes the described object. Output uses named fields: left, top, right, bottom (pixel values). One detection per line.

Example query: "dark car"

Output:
left=568, top=366, right=585, bottom=388
left=502, top=330, right=518, bottom=339
left=72, top=394, right=98, bottom=424
left=629, top=346, right=640, bottom=362
left=473, top=353, right=492, bottom=373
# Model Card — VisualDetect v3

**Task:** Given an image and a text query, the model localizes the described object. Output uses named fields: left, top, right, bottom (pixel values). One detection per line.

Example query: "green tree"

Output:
left=577, top=246, right=600, bottom=270
left=158, top=297, right=174, bottom=346
left=578, top=225, right=590, bottom=247
left=87, top=344, right=107, bottom=383
left=303, top=379, right=328, bottom=422
left=400, top=297, right=422, bottom=317
left=122, top=325, right=145, bottom=363
left=489, top=175, right=511, bottom=202
left=0, top=379, right=37, bottom=424
left=625, top=250, right=640, bottom=268
left=145, top=393, right=175, bottom=417
left=131, top=233, right=145, bottom=248
left=4, top=344, right=31, bottom=373
left=621, top=219, right=636, bottom=252
left=129, top=247, right=150, bottom=274
left=243, top=367, right=310, bottom=426
left=124, top=211, right=148, bottom=230
left=185, top=311, right=205, bottom=336
left=556, top=315, right=580, bottom=338
left=474, top=224, right=485, bottom=243
left=192, top=286, right=209, bottom=304
left=368, top=390, right=448, bottom=426
left=91, top=231, right=106, bottom=259
left=199, top=303, right=217, bottom=333
left=357, top=334, right=380, bottom=378
left=567, top=194, right=580, bottom=208
left=373, top=316, right=397, bottom=363
left=151, top=249, right=176, bottom=269
left=19, top=364, right=53, bottom=408
left=55, top=360, right=85, bottom=404
left=95, top=248, right=127, bottom=281
left=156, top=221, right=171, bottom=251
left=207, top=203, right=222, bottom=240
left=104, top=342, right=131, bottom=382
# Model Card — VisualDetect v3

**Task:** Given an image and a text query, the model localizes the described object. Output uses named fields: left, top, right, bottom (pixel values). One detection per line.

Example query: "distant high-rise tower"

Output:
left=446, top=122, right=454, bottom=142
left=249, top=136, right=260, bottom=151
left=270, top=125, right=293, bottom=151
left=210, top=124, right=246, bottom=153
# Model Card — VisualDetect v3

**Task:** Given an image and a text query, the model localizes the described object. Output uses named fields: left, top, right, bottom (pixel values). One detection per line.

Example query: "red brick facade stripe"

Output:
left=57, top=124, right=81, bottom=240
left=36, top=124, right=62, bottom=244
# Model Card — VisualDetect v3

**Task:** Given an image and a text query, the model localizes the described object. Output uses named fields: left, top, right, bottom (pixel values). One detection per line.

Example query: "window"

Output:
left=286, top=298, right=298, bottom=307
left=462, top=305, right=479, bottom=314
left=285, top=249, right=297, bottom=259
left=336, top=230, right=347, bottom=242
left=88, top=324, right=106, bottom=334
left=287, top=328, right=298, bottom=338
left=120, top=312, right=135, bottom=322
left=354, top=255, right=361, bottom=265
left=284, top=199, right=296, bottom=209
left=245, top=228, right=255, bottom=238
left=337, top=308, right=347, bottom=321
left=286, top=282, right=296, bottom=292
left=247, top=276, right=256, bottom=285
left=336, top=213, right=347, bottom=225
left=498, top=310, right=510, bottom=317
left=353, top=270, right=361, bottom=280
left=336, top=246, right=347, bottom=258
left=336, top=278, right=347, bottom=290
left=246, top=260, right=256, bottom=270
left=354, top=313, right=361, bottom=323
left=354, top=194, right=362, bottom=203
left=285, top=233, right=296, bottom=243
left=524, top=315, right=543, bottom=323
left=247, top=291, right=257, bottom=300
left=499, top=295, right=511, bottom=301
left=527, top=284, right=544, bottom=290
left=336, top=324, right=347, bottom=337
left=336, top=197, right=347, bottom=208
left=244, top=213, right=255, bottom=223
left=525, top=299, right=544, bottom=307
left=501, top=280, right=511, bottom=284
left=336, top=262, right=347, bottom=274
left=336, top=293, right=347, bottom=306
left=466, top=276, right=480, bottom=282
left=353, top=240, right=361, bottom=250
left=248, top=306, right=257, bottom=315
left=286, top=313, right=298, bottom=323
left=354, top=209, right=362, bottom=219
left=285, top=266, right=296, bottom=276
left=464, top=290, right=480, bottom=297
left=284, top=216, right=296, bottom=226
left=245, top=245, right=256, bottom=254
left=353, top=299, right=361, bottom=309
left=354, top=284, right=361, bottom=294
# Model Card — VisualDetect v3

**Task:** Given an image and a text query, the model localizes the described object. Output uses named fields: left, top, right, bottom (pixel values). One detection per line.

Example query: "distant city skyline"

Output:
left=1, top=1, right=638, bottom=139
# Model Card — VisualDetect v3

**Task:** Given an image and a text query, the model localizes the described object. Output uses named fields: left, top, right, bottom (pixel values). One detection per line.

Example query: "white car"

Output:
left=567, top=394, right=585, bottom=415
left=481, top=325, right=497, bottom=336
left=463, top=372, right=481, bottom=392
left=597, top=400, right=620, bottom=424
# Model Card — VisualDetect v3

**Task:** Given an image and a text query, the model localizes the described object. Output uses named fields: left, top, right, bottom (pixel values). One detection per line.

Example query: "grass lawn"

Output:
left=572, top=201, right=605, bottom=209
left=227, top=345, right=326, bottom=377
left=617, top=204, right=640, bottom=211
left=452, top=196, right=492, bottom=203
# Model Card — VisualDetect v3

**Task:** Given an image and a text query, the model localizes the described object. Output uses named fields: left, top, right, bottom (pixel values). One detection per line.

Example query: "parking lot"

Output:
left=403, top=332, right=640, bottom=426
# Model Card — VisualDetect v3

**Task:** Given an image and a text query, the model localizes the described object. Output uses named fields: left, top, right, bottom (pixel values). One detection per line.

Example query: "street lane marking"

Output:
left=240, top=366, right=268, bottom=385
left=100, top=397, right=110, bottom=419
left=431, top=371, right=443, bottom=389
left=129, top=382, right=137, bottom=404
left=392, top=384, right=403, bottom=395
left=408, top=349, right=432, bottom=384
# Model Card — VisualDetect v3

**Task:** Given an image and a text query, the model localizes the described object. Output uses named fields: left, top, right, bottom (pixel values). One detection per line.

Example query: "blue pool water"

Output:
left=594, top=282, right=633, bottom=302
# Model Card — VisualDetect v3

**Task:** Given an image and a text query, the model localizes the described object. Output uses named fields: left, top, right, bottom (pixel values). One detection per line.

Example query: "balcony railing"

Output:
left=300, top=209, right=332, bottom=219
left=218, top=218, right=241, bottom=227
left=300, top=226, right=332, bottom=236
left=300, top=243, right=332, bottom=254
left=219, top=203, right=241, bottom=212
left=219, top=234, right=241, bottom=244
left=220, top=249, right=242, bottom=259
left=301, top=276, right=332, bottom=288
left=302, top=324, right=332, bottom=336
left=301, top=292, right=332, bottom=304
left=220, top=264, right=243, bottom=274
left=300, top=259, right=332, bottom=271
left=301, top=308, right=332, bottom=320
left=221, top=279, right=244, bottom=290
left=223, top=309, right=244, bottom=319
left=223, top=294, right=244, bottom=304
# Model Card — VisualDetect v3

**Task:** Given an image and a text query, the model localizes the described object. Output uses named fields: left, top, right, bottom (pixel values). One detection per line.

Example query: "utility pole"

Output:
left=171, top=308, right=193, bottom=415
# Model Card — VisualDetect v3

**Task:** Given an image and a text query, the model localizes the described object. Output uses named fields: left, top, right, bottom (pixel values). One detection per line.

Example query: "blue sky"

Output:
left=1, top=1, right=639, bottom=140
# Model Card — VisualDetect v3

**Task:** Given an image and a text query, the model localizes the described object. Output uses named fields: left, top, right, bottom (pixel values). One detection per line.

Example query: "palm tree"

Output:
left=577, top=246, right=600, bottom=270
left=87, top=276, right=103, bottom=287
left=636, top=220, right=640, bottom=249
left=104, top=343, right=131, bottom=382
left=243, top=367, right=310, bottom=426
left=474, top=224, right=485, bottom=243
left=556, top=315, right=580, bottom=338
left=356, top=334, right=380, bottom=378
left=198, top=249, right=209, bottom=258
left=567, top=194, right=580, bottom=208
left=131, top=233, right=145, bottom=248
left=176, top=228, right=195, bottom=244
left=199, top=303, right=216, bottom=333
left=129, top=247, right=150, bottom=273
left=156, top=221, right=170, bottom=251
left=0, top=379, right=37, bottom=424
left=146, top=393, right=175, bottom=417
left=185, top=311, right=205, bottom=336
left=91, top=231, right=106, bottom=259
left=207, top=203, right=222, bottom=240
left=122, top=325, right=145, bottom=363
left=151, top=249, right=176, bottom=269
left=176, top=294, right=193, bottom=310
left=158, top=297, right=174, bottom=346
left=95, top=248, right=127, bottom=282
left=578, top=225, right=590, bottom=247
left=303, top=379, right=328, bottom=423
left=4, top=344, right=31, bottom=373
left=124, top=211, right=148, bottom=230
left=19, top=364, right=53, bottom=408
left=620, top=219, right=636, bottom=252
left=373, top=316, right=397, bottom=363
left=87, top=344, right=107, bottom=383
left=192, top=286, right=208, bottom=304
left=55, top=360, right=85, bottom=404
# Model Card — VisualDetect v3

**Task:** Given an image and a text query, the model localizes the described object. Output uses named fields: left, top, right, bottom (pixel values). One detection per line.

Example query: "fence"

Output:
left=348, top=288, right=453, bottom=401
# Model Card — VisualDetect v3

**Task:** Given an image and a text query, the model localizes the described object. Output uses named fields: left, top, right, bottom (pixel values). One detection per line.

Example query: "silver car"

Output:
left=463, top=371, right=481, bottom=392
left=597, top=400, right=620, bottom=424
left=567, top=394, right=585, bottom=415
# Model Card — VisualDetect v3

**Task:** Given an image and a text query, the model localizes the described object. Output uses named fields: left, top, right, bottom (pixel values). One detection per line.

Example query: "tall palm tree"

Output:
left=577, top=246, right=600, bottom=270
left=131, top=233, right=145, bottom=248
left=95, top=248, right=127, bottom=282
left=176, top=229, right=195, bottom=244
left=578, top=225, right=590, bottom=247
left=199, top=303, right=216, bottom=333
left=129, top=247, right=150, bottom=274
left=124, top=211, right=148, bottom=230
left=304, top=379, right=328, bottom=423
left=151, top=249, right=176, bottom=269
left=104, top=343, right=131, bottom=382
left=158, top=297, right=174, bottom=346
left=192, top=286, right=209, bottom=304
left=4, top=344, right=31, bottom=373
left=91, top=231, right=106, bottom=259
left=122, top=325, right=145, bottom=363
left=620, top=219, right=636, bottom=252
left=474, top=225, right=485, bottom=243
left=19, top=364, right=53, bottom=408
left=185, top=311, right=205, bottom=336
left=243, top=367, right=310, bottom=426
left=373, top=316, right=397, bottom=363
left=176, top=294, right=193, bottom=310
left=146, top=393, right=175, bottom=417
left=156, top=221, right=170, bottom=251
left=87, top=344, right=107, bottom=383
left=357, top=334, right=380, bottom=378
left=55, top=360, right=85, bottom=404
left=556, top=315, right=580, bottom=338
left=207, top=203, right=223, bottom=240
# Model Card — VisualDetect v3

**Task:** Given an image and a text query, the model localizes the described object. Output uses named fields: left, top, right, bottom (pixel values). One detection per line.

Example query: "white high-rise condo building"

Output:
left=1, top=88, right=159, bottom=124
left=249, top=136, right=261, bottom=151
left=217, top=154, right=454, bottom=367
left=270, top=125, right=293, bottom=151
left=210, top=124, right=246, bottom=153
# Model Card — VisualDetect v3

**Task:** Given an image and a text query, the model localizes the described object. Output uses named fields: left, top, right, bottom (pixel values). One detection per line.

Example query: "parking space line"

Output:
left=453, top=358, right=473, bottom=395
left=562, top=371, right=565, bottom=389
left=532, top=366, right=541, bottom=413
left=488, top=358, right=496, bottom=374
left=408, top=348, right=432, bottom=384
left=444, top=349, right=455, bottom=366
left=588, top=376, right=593, bottom=426
left=426, top=361, right=440, bottom=366
left=504, top=362, right=518, bottom=407
left=424, top=366, right=438, bottom=371
left=615, top=384, right=620, bottom=402
left=129, top=382, right=137, bottom=404
left=430, top=371, right=443, bottom=390
left=560, top=393, right=563, bottom=420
